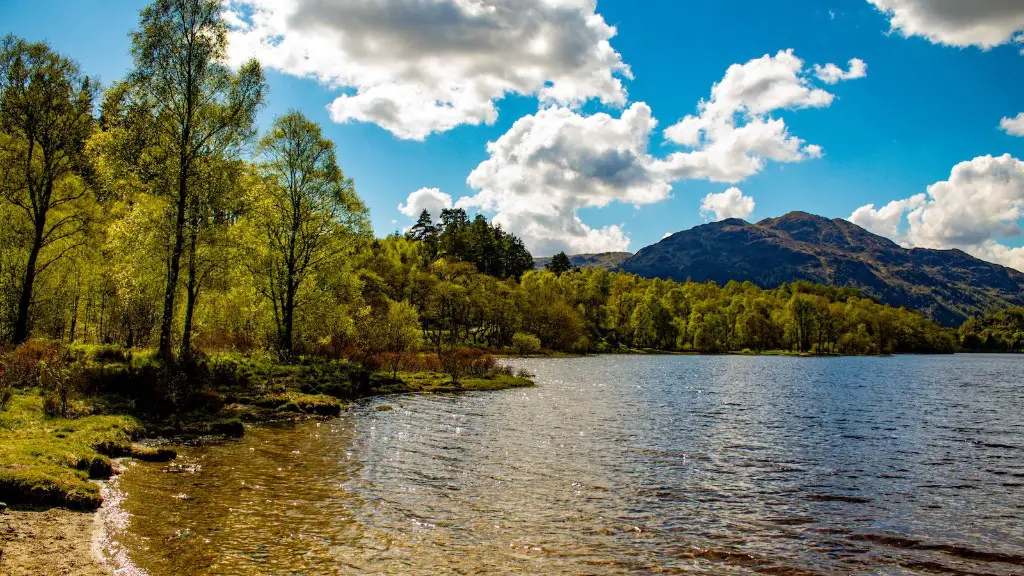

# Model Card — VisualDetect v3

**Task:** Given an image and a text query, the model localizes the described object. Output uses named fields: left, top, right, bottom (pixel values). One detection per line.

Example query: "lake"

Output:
left=100, top=354, right=1024, bottom=575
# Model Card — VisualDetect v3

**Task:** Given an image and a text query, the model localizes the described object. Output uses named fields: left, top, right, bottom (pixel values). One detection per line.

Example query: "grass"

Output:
left=371, top=372, right=534, bottom=395
left=0, top=390, right=143, bottom=510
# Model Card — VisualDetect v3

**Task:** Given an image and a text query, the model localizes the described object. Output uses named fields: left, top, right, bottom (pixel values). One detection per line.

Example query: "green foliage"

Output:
left=405, top=208, right=534, bottom=281
left=545, top=252, right=573, bottom=276
left=0, top=35, right=98, bottom=344
left=512, top=332, right=542, bottom=356
left=248, top=111, right=370, bottom=355
left=959, top=307, right=1024, bottom=351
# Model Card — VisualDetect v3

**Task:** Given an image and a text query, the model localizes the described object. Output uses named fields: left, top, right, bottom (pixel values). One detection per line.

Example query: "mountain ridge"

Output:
left=547, top=212, right=1024, bottom=326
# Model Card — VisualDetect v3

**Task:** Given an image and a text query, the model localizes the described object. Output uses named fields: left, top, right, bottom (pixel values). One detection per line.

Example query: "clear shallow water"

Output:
left=102, top=354, right=1024, bottom=575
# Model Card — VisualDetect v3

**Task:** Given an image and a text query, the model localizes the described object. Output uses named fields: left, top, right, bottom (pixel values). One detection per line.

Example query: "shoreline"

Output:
left=0, top=507, right=109, bottom=576
left=0, top=371, right=534, bottom=576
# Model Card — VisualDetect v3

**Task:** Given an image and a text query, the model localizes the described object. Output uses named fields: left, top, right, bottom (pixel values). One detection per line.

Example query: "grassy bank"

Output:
left=0, top=391, right=144, bottom=510
left=0, top=347, right=533, bottom=511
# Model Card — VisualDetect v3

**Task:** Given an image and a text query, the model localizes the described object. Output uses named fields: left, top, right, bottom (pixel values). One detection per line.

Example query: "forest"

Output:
left=0, top=0, right=973, bottom=407
left=958, top=307, right=1024, bottom=352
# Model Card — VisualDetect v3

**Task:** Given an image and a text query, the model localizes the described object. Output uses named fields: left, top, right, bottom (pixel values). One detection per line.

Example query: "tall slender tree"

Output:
left=122, top=0, right=265, bottom=361
left=0, top=36, right=97, bottom=344
left=250, top=111, right=369, bottom=355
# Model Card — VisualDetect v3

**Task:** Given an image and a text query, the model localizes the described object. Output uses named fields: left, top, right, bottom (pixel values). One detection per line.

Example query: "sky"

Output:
left=2, top=0, right=1023, bottom=266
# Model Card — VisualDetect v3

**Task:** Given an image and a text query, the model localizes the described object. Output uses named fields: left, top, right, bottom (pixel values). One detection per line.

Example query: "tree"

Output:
left=122, top=0, right=265, bottom=361
left=546, top=252, right=572, bottom=276
left=512, top=332, right=541, bottom=356
left=380, top=300, right=421, bottom=378
left=250, top=111, right=369, bottom=355
left=0, top=36, right=97, bottom=344
left=787, top=294, right=816, bottom=352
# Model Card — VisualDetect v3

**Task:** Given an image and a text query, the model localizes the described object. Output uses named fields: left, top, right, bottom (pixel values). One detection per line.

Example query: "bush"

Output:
left=511, top=332, right=541, bottom=356
left=3, top=340, right=63, bottom=389
left=39, top=349, right=86, bottom=419
left=440, top=348, right=499, bottom=384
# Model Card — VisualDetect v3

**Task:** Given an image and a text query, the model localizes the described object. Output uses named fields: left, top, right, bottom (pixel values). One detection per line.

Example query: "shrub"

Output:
left=3, top=340, right=63, bottom=390
left=512, top=332, right=541, bottom=356
left=39, top=350, right=86, bottom=419
left=440, top=348, right=499, bottom=384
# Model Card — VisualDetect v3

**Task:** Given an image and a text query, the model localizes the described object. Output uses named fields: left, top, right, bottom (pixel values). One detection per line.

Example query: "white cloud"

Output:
left=225, top=0, right=630, bottom=140
left=1000, top=113, right=1024, bottom=136
left=457, top=103, right=665, bottom=255
left=814, top=58, right=868, bottom=84
left=661, top=232, right=672, bottom=240
left=849, top=154, right=1024, bottom=271
left=849, top=194, right=926, bottom=242
left=657, top=50, right=863, bottom=183
left=700, top=187, right=756, bottom=221
left=396, top=50, right=863, bottom=254
left=867, top=0, right=1024, bottom=50
left=397, top=187, right=453, bottom=221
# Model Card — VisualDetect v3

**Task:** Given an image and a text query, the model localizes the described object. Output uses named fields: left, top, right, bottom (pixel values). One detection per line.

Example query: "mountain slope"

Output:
left=620, top=212, right=1024, bottom=326
left=534, top=252, right=632, bottom=271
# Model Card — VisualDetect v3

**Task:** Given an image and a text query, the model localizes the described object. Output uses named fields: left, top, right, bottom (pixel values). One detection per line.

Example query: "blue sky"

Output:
left=3, top=0, right=1023, bottom=264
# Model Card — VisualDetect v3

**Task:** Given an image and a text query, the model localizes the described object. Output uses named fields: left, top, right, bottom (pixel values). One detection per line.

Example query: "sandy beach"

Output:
left=0, top=508, right=109, bottom=576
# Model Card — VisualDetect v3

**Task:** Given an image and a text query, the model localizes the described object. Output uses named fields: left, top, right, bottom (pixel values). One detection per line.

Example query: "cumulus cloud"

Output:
left=849, top=154, right=1024, bottom=271
left=849, top=194, right=926, bottom=242
left=397, top=187, right=453, bottom=221
left=700, top=187, right=756, bottom=221
left=1001, top=113, right=1024, bottom=136
left=396, top=50, right=864, bottom=254
left=814, top=58, right=868, bottom=84
left=225, top=0, right=630, bottom=139
left=867, top=0, right=1024, bottom=50
left=657, top=50, right=863, bottom=183
left=456, top=103, right=665, bottom=255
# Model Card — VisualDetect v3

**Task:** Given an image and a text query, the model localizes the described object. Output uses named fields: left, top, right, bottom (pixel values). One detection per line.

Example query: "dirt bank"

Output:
left=0, top=507, right=109, bottom=576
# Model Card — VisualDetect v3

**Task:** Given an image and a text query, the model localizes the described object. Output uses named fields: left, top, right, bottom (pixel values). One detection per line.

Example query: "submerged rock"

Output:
left=130, top=445, right=177, bottom=462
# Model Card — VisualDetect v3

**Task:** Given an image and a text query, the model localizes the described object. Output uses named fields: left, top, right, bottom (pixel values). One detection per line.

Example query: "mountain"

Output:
left=534, top=252, right=632, bottom=271
left=619, top=211, right=1024, bottom=326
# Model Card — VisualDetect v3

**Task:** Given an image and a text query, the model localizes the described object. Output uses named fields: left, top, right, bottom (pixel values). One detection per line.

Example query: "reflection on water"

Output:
left=104, top=355, right=1024, bottom=575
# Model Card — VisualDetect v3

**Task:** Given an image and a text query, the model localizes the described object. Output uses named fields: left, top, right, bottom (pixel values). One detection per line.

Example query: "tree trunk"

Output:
left=179, top=229, right=199, bottom=359
left=280, top=281, right=295, bottom=356
left=158, top=166, right=189, bottom=362
left=12, top=218, right=45, bottom=345
left=68, top=276, right=80, bottom=343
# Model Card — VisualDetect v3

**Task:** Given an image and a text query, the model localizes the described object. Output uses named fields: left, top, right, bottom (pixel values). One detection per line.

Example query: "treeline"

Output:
left=360, top=240, right=956, bottom=355
left=959, top=307, right=1024, bottom=352
left=0, top=0, right=955, bottom=373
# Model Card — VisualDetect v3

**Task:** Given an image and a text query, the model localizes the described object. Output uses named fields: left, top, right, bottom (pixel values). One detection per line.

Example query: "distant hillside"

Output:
left=534, top=252, right=632, bottom=271
left=620, top=211, right=1024, bottom=326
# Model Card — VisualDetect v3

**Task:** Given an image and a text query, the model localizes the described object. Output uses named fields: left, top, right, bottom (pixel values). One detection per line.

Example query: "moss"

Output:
left=129, top=444, right=177, bottom=462
left=268, top=392, right=343, bottom=417
left=0, top=390, right=142, bottom=510
left=372, top=372, right=534, bottom=395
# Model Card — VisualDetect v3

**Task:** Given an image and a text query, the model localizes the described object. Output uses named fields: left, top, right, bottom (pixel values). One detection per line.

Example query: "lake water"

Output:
left=100, top=354, right=1024, bottom=575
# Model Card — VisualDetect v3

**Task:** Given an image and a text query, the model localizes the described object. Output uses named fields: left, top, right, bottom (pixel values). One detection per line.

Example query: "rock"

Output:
left=0, top=501, right=7, bottom=513
left=130, top=445, right=177, bottom=462
left=87, top=456, right=114, bottom=480
left=211, top=419, right=245, bottom=437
